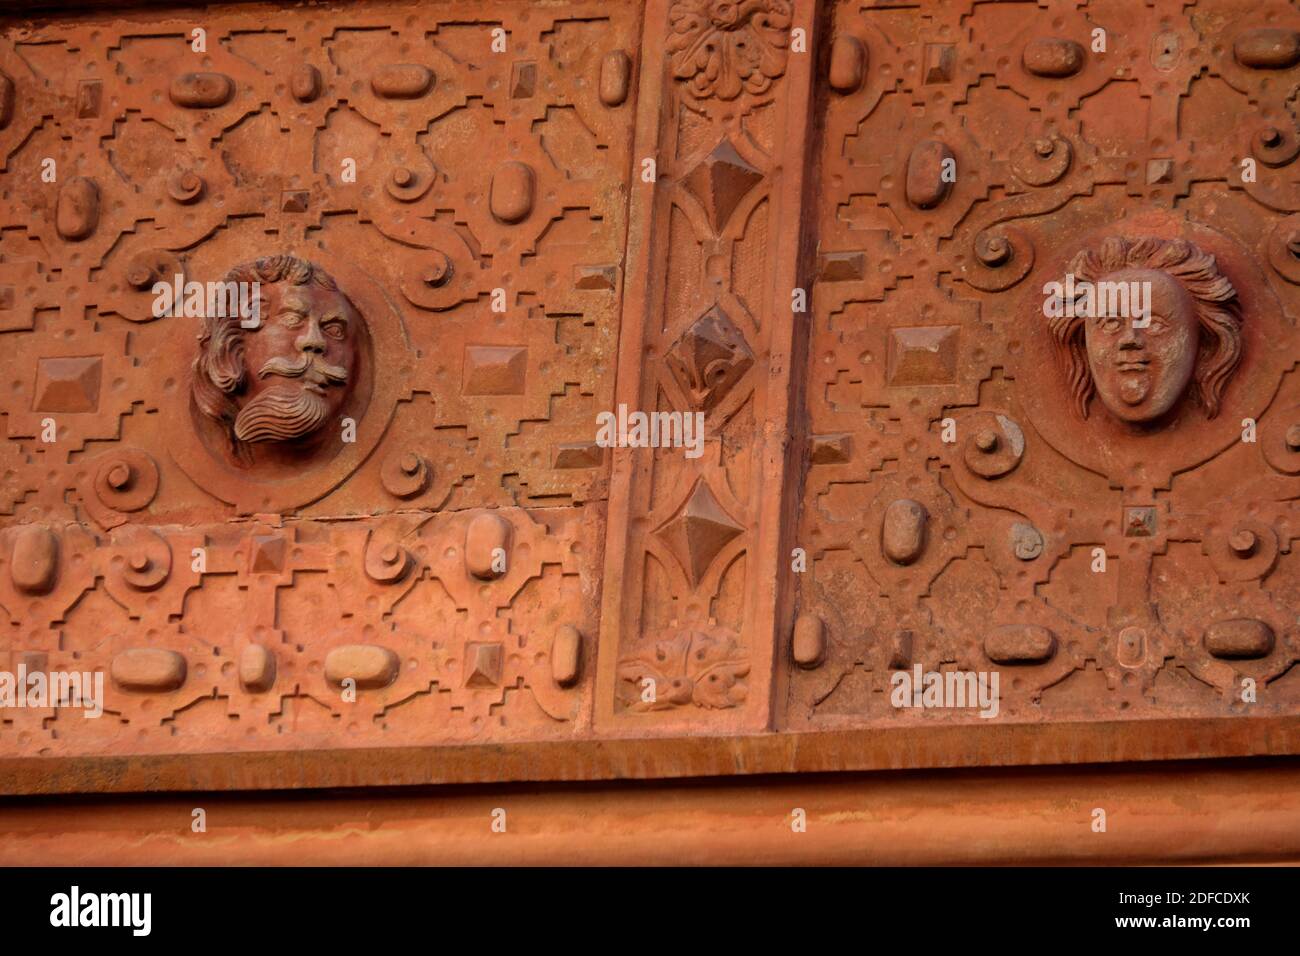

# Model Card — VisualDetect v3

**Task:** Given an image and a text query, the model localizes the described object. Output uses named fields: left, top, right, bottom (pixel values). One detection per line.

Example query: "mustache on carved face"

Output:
left=257, top=353, right=349, bottom=386
left=234, top=384, right=331, bottom=443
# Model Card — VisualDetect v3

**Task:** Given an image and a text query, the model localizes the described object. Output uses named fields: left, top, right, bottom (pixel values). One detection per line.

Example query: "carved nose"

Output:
left=1118, top=324, right=1143, bottom=349
left=296, top=319, right=326, bottom=353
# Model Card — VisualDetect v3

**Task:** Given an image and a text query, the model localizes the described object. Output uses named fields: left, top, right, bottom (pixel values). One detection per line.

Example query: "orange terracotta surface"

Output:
left=4, top=758, right=1300, bottom=865
left=0, top=0, right=1296, bottom=809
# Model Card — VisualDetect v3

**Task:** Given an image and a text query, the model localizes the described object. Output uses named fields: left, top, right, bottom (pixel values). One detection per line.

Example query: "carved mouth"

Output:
left=1116, top=360, right=1149, bottom=372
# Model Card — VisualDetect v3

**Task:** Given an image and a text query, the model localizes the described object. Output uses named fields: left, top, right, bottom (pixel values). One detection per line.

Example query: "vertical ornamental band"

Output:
left=597, top=0, right=817, bottom=731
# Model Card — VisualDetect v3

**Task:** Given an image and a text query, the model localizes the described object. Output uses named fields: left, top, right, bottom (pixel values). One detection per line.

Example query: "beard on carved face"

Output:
left=233, top=354, right=349, bottom=443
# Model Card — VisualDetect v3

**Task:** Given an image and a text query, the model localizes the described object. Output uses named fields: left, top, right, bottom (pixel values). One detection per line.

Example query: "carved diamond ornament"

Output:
left=681, top=139, right=763, bottom=234
left=654, top=479, right=744, bottom=587
left=665, top=303, right=755, bottom=410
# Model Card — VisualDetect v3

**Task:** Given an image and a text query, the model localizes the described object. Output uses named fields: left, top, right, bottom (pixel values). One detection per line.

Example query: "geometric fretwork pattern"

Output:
left=788, top=0, right=1300, bottom=727
left=0, top=1, right=637, bottom=756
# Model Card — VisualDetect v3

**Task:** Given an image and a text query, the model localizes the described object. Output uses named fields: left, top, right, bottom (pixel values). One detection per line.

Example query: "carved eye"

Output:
left=323, top=321, right=345, bottom=340
left=279, top=311, right=304, bottom=328
left=1146, top=316, right=1169, bottom=333
left=1099, top=317, right=1122, bottom=334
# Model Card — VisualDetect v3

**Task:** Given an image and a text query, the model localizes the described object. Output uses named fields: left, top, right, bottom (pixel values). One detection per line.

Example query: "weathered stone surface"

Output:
left=370, top=64, right=432, bottom=98
left=551, top=624, right=583, bottom=686
left=291, top=63, right=322, bottom=102
left=55, top=176, right=99, bottom=240
left=239, top=645, right=277, bottom=692
left=984, top=626, right=1057, bottom=665
left=324, top=645, right=399, bottom=688
left=1022, top=37, right=1084, bottom=77
left=1205, top=619, right=1275, bottom=659
left=905, top=140, right=954, bottom=208
left=0, top=72, right=13, bottom=129
left=828, top=35, right=865, bottom=93
left=10, top=525, right=58, bottom=594
left=792, top=612, right=826, bottom=668
left=169, top=72, right=234, bottom=108
left=465, top=512, right=511, bottom=580
left=599, top=51, right=631, bottom=106
left=1235, top=29, right=1300, bottom=69
left=489, top=161, right=534, bottom=223
left=111, top=649, right=187, bottom=692
left=881, top=499, right=927, bottom=565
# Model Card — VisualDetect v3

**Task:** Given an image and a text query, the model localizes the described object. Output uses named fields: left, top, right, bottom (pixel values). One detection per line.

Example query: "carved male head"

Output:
left=1048, top=237, right=1242, bottom=424
left=192, top=255, right=360, bottom=456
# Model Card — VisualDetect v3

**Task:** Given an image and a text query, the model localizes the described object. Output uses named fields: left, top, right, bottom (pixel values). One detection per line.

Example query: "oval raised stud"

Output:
left=984, top=625, right=1057, bottom=664
left=111, top=648, right=187, bottom=692
left=881, top=498, right=928, bottom=565
left=1205, top=619, right=1275, bottom=659
left=1234, top=28, right=1300, bottom=69
left=905, top=140, right=954, bottom=209
left=0, top=71, right=14, bottom=129
left=291, top=63, right=322, bottom=103
left=324, top=645, right=399, bottom=689
left=1022, top=37, right=1085, bottom=77
left=599, top=51, right=631, bottom=106
left=11, top=525, right=58, bottom=594
left=371, top=64, right=433, bottom=99
left=239, top=644, right=277, bottom=692
left=792, top=612, right=826, bottom=669
left=56, top=177, right=99, bottom=241
left=465, top=512, right=511, bottom=580
left=552, top=624, right=582, bottom=687
left=169, top=72, right=234, bottom=108
left=828, top=36, right=866, bottom=93
left=490, top=161, right=535, bottom=224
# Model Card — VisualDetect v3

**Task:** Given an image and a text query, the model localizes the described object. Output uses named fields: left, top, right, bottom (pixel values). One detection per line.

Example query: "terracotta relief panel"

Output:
left=0, top=0, right=638, bottom=758
left=2, top=0, right=1299, bottom=793
left=787, top=0, right=1300, bottom=730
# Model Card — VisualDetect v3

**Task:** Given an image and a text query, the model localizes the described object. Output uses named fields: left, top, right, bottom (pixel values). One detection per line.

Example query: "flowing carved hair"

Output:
left=191, top=255, right=342, bottom=448
left=1046, top=237, right=1242, bottom=420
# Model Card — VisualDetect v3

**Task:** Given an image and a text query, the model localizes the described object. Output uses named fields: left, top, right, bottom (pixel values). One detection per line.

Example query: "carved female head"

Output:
left=1047, top=237, right=1242, bottom=424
